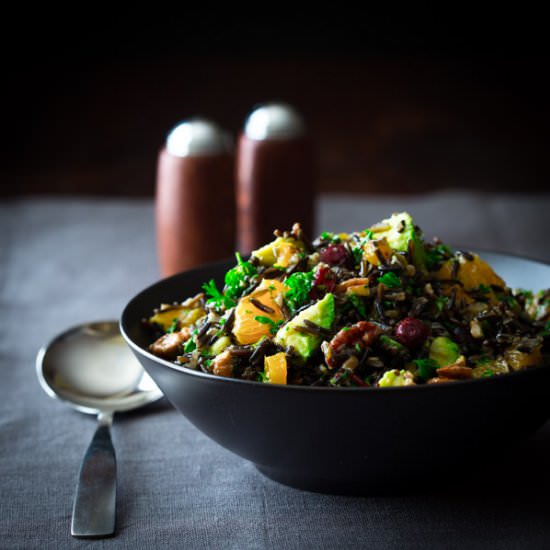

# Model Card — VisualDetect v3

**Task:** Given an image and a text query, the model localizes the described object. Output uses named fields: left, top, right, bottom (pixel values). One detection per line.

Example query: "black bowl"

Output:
left=120, top=254, right=550, bottom=495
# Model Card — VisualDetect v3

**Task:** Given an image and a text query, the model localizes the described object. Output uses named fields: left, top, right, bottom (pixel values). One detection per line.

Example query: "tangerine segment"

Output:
left=362, top=238, right=392, bottom=266
left=232, top=279, right=287, bottom=345
left=264, top=352, right=287, bottom=384
left=436, top=253, right=505, bottom=305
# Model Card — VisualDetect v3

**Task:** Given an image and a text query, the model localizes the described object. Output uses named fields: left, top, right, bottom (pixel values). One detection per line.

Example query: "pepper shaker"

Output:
left=155, top=119, right=235, bottom=277
left=236, top=103, right=317, bottom=253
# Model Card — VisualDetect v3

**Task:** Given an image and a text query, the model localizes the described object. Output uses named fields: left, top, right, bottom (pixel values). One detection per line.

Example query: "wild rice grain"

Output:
left=250, top=297, right=275, bottom=314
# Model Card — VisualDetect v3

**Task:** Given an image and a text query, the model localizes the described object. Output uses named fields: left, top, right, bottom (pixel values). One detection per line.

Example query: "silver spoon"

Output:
left=36, top=320, right=163, bottom=538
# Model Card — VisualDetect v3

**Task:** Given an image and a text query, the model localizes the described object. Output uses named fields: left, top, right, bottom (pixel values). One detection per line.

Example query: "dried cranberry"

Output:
left=394, top=317, right=429, bottom=349
left=319, top=244, right=349, bottom=266
left=313, top=265, right=336, bottom=293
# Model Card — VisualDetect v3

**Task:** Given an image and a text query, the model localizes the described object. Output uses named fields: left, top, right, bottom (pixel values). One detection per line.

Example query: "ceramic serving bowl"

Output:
left=120, top=252, right=550, bottom=495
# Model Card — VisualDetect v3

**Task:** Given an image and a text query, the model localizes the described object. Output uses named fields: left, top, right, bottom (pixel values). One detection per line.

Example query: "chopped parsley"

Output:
left=183, top=339, right=196, bottom=353
left=515, top=288, right=533, bottom=300
left=413, top=358, right=439, bottom=381
left=320, top=231, right=343, bottom=243
left=285, top=271, right=314, bottom=312
left=202, top=279, right=236, bottom=310
left=435, top=295, right=448, bottom=312
left=348, top=294, right=367, bottom=317
left=497, top=294, right=519, bottom=308
left=254, top=316, right=283, bottom=335
left=224, top=252, right=257, bottom=300
left=166, top=318, right=179, bottom=333
left=425, top=244, right=453, bottom=270
left=377, top=272, right=401, bottom=288
left=351, top=246, right=363, bottom=264
left=202, top=252, right=257, bottom=311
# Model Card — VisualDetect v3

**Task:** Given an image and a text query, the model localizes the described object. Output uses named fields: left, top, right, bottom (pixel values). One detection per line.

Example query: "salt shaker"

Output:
left=155, top=119, right=235, bottom=277
left=236, top=103, right=317, bottom=253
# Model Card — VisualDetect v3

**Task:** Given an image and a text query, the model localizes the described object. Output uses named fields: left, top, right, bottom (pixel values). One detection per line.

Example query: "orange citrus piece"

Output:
left=232, top=279, right=287, bottom=345
left=264, top=352, right=287, bottom=384
left=363, top=238, right=392, bottom=266
left=436, top=253, right=505, bottom=305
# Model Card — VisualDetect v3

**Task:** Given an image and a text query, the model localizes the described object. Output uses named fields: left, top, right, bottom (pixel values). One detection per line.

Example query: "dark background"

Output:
left=3, top=12, right=549, bottom=197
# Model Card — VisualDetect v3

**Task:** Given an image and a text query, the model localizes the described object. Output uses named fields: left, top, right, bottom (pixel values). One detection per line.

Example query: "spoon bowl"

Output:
left=36, top=320, right=163, bottom=538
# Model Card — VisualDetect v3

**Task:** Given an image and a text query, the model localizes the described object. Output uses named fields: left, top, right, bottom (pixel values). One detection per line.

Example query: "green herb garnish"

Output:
left=413, top=358, right=439, bottom=381
left=348, top=294, right=367, bottom=317
left=224, top=252, right=257, bottom=300
left=362, top=229, right=374, bottom=240
left=166, top=318, right=179, bottom=333
left=285, top=271, right=314, bottom=312
left=435, top=295, right=448, bottom=312
left=202, top=279, right=236, bottom=310
left=202, top=252, right=257, bottom=311
left=377, top=272, right=401, bottom=288
left=542, top=321, right=550, bottom=337
left=351, top=246, right=363, bottom=264
left=320, top=231, right=341, bottom=243
left=477, top=284, right=491, bottom=294
left=425, top=244, right=453, bottom=270
left=183, top=339, right=196, bottom=353
left=497, top=294, right=518, bottom=308
left=254, top=316, right=283, bottom=335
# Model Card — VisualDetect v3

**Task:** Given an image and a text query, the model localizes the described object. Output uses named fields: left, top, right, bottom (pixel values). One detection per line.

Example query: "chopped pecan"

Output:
left=212, top=350, right=234, bottom=378
left=330, top=321, right=381, bottom=352
left=427, top=376, right=457, bottom=384
left=149, top=328, right=191, bottom=360
left=437, top=365, right=473, bottom=379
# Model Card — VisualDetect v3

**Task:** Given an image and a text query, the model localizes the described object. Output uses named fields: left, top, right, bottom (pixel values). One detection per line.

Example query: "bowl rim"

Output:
left=120, top=250, right=550, bottom=394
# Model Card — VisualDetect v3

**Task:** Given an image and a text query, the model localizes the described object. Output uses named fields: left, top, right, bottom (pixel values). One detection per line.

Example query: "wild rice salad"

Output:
left=146, top=212, right=550, bottom=387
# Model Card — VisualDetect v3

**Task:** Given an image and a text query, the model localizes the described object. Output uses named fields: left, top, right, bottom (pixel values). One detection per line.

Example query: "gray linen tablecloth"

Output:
left=1, top=191, right=550, bottom=549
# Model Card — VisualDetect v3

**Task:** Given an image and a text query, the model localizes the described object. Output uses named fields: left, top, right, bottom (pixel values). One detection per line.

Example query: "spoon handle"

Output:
left=71, top=419, right=116, bottom=538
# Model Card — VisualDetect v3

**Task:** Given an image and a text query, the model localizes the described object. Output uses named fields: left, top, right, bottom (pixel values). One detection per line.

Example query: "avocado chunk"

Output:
left=251, top=236, right=304, bottom=268
left=378, top=369, right=415, bottom=387
left=369, top=212, right=426, bottom=271
left=274, top=293, right=335, bottom=360
left=429, top=336, right=461, bottom=367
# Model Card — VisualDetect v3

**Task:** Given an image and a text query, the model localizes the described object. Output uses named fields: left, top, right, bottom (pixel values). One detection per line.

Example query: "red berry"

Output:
left=313, top=265, right=336, bottom=293
left=394, top=318, right=429, bottom=349
left=319, top=244, right=349, bottom=266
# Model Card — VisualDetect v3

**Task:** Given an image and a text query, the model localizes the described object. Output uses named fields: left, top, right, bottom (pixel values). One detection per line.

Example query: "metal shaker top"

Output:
left=244, top=103, right=306, bottom=140
left=166, top=119, right=233, bottom=157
